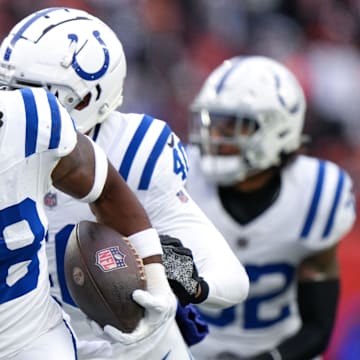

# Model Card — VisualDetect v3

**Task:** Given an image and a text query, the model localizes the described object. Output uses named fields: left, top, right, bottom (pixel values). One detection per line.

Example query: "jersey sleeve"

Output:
left=323, top=165, right=356, bottom=243
left=26, top=88, right=77, bottom=158
left=0, top=88, right=77, bottom=171
left=299, top=158, right=356, bottom=251
left=1, top=88, right=77, bottom=163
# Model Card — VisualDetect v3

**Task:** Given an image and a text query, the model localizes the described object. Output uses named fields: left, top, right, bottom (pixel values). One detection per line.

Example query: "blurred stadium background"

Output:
left=1, top=0, right=360, bottom=358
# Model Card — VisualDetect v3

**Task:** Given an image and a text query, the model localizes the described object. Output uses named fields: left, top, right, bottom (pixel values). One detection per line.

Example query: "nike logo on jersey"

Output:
left=162, top=350, right=171, bottom=359
left=237, top=237, right=248, bottom=248
left=167, top=133, right=175, bottom=148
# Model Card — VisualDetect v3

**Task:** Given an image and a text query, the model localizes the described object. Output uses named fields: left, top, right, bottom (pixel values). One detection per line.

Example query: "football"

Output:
left=64, top=220, right=146, bottom=333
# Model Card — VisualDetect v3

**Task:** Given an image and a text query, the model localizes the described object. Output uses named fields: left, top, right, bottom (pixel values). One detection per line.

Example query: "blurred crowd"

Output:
left=1, top=0, right=360, bottom=358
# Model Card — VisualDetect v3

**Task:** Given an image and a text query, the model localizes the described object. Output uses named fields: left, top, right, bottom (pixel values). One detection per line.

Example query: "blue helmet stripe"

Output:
left=300, top=160, right=326, bottom=238
left=139, top=123, right=171, bottom=190
left=215, top=58, right=244, bottom=94
left=3, top=8, right=62, bottom=61
left=119, top=114, right=153, bottom=180
left=20, top=88, right=38, bottom=157
left=322, top=169, right=345, bottom=238
left=46, top=92, right=61, bottom=149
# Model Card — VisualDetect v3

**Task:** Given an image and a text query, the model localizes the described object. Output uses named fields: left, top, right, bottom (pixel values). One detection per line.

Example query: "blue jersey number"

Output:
left=199, top=263, right=295, bottom=329
left=0, top=198, right=45, bottom=304
left=173, top=140, right=189, bottom=180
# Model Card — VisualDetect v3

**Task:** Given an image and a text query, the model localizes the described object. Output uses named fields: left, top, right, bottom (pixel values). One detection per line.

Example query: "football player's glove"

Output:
left=160, top=234, right=209, bottom=306
left=90, top=263, right=177, bottom=345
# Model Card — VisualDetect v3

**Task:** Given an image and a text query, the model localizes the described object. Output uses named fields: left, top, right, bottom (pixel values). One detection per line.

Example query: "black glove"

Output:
left=160, top=234, right=209, bottom=306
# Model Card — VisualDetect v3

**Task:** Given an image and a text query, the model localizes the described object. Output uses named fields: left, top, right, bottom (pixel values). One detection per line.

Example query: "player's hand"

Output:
left=160, top=234, right=209, bottom=306
left=104, top=263, right=177, bottom=345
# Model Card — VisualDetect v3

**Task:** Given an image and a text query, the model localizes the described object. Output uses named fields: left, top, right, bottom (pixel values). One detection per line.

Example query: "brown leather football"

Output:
left=64, top=220, right=146, bottom=333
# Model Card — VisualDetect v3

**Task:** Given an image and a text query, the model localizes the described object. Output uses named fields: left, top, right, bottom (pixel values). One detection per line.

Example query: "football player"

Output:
left=186, top=56, right=356, bottom=359
left=0, top=7, right=249, bottom=359
left=0, top=87, right=176, bottom=359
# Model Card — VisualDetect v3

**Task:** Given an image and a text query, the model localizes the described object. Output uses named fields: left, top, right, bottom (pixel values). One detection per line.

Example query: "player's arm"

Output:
left=52, top=131, right=177, bottom=343
left=149, top=192, right=249, bottom=309
left=249, top=245, right=340, bottom=360
left=275, top=245, right=339, bottom=359
left=142, top=136, right=249, bottom=309
left=52, top=132, right=155, bottom=244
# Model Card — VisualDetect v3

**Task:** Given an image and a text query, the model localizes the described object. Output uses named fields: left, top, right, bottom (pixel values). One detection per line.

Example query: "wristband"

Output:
left=128, top=228, right=163, bottom=259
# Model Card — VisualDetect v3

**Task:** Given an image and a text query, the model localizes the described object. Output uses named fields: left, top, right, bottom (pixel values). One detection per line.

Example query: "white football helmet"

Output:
left=0, top=7, right=126, bottom=133
left=189, top=56, right=306, bottom=185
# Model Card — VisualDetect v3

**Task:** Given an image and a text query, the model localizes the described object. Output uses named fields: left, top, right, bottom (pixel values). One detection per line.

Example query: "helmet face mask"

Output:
left=0, top=7, right=127, bottom=133
left=189, top=56, right=306, bottom=185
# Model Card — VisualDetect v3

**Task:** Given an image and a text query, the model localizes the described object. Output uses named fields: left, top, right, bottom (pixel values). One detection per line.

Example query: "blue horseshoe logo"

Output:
left=68, top=30, right=109, bottom=81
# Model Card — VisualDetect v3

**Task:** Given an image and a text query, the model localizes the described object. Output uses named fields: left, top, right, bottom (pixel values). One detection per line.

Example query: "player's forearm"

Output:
left=203, top=261, right=249, bottom=309
left=198, top=230, right=249, bottom=308
left=191, top=225, right=249, bottom=307
left=253, top=278, right=339, bottom=360
left=91, top=164, right=151, bottom=234
left=278, top=278, right=339, bottom=359
left=91, top=163, right=163, bottom=260
left=167, top=227, right=249, bottom=307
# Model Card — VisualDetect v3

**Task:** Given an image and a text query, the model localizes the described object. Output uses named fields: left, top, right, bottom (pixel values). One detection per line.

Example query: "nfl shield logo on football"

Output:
left=95, top=246, right=128, bottom=272
left=44, top=192, right=57, bottom=208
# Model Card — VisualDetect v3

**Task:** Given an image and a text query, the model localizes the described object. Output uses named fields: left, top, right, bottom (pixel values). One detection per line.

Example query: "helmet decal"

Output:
left=4, top=8, right=64, bottom=61
left=274, top=73, right=300, bottom=114
left=215, top=58, right=243, bottom=95
left=69, top=31, right=110, bottom=81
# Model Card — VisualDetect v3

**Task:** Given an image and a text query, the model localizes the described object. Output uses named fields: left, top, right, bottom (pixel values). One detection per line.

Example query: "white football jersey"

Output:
left=186, top=146, right=356, bottom=359
left=45, top=112, right=247, bottom=359
left=0, top=88, right=77, bottom=359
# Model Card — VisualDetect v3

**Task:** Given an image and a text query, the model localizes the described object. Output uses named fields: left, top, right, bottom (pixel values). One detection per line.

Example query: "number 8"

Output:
left=0, top=198, right=45, bottom=304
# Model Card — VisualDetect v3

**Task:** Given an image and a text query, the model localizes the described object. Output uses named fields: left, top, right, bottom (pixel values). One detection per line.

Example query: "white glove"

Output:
left=91, top=263, right=177, bottom=346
